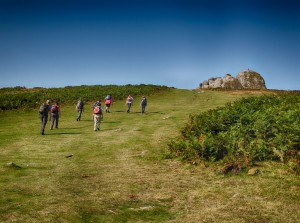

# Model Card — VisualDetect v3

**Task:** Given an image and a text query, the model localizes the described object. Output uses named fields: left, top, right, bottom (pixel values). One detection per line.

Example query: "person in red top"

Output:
left=93, top=101, right=103, bottom=131
left=50, top=102, right=60, bottom=129
left=125, top=95, right=133, bottom=113
left=104, top=94, right=113, bottom=113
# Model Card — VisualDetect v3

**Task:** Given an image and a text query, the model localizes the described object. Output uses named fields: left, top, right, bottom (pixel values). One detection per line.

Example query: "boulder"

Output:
left=202, top=80, right=209, bottom=88
left=222, top=74, right=243, bottom=89
left=237, top=70, right=266, bottom=90
left=208, top=77, right=223, bottom=88
left=203, top=80, right=208, bottom=85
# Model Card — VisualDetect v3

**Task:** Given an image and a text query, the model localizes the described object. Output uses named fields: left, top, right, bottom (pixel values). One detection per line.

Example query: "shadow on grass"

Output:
left=102, top=121, right=121, bottom=124
left=75, top=119, right=93, bottom=122
left=146, top=111, right=161, bottom=114
left=62, top=126, right=90, bottom=129
left=100, top=128, right=123, bottom=131
left=114, top=110, right=126, bottom=113
left=45, top=132, right=82, bottom=135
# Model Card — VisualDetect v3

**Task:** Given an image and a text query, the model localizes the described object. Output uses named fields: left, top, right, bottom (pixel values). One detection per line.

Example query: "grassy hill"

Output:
left=0, top=88, right=299, bottom=222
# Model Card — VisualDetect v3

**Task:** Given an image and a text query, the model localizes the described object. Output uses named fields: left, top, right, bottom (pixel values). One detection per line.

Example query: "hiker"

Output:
left=76, top=98, right=84, bottom=121
left=125, top=95, right=133, bottom=113
left=50, top=102, right=60, bottom=129
left=93, top=101, right=103, bottom=131
left=92, top=99, right=101, bottom=120
left=38, top=99, right=51, bottom=135
left=140, top=96, right=147, bottom=113
left=104, top=94, right=113, bottom=113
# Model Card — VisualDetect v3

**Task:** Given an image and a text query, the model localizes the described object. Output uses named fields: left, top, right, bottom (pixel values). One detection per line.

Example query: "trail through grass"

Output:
left=0, top=89, right=299, bottom=223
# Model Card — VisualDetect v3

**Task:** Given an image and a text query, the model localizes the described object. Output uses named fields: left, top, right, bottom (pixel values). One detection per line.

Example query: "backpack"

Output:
left=93, top=106, right=102, bottom=114
left=39, top=103, right=48, bottom=115
left=141, top=97, right=147, bottom=105
left=105, top=99, right=111, bottom=104
left=77, top=100, right=84, bottom=109
left=93, top=101, right=100, bottom=109
left=51, top=105, right=58, bottom=113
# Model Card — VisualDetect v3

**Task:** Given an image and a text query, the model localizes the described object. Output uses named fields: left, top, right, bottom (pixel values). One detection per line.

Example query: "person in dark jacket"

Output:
left=39, top=99, right=51, bottom=135
left=140, top=96, right=147, bottom=113
left=76, top=98, right=84, bottom=121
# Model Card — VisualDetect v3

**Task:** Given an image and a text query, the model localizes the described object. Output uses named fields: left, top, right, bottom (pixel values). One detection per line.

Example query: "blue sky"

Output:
left=1, top=0, right=300, bottom=90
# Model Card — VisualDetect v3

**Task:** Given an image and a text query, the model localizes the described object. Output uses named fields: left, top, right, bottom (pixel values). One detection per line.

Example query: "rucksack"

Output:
left=105, top=99, right=111, bottom=104
left=93, top=106, right=102, bottom=114
left=93, top=101, right=100, bottom=109
left=51, top=105, right=58, bottom=113
left=39, top=103, right=48, bottom=115
left=141, top=97, right=147, bottom=105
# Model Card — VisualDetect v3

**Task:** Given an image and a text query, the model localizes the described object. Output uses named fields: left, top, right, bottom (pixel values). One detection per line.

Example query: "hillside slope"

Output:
left=1, top=89, right=299, bottom=223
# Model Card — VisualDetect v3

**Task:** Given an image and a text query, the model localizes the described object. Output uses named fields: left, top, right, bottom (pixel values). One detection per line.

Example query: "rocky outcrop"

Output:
left=201, top=70, right=266, bottom=90
left=222, top=74, right=243, bottom=89
left=208, top=77, right=223, bottom=88
left=237, top=70, right=266, bottom=89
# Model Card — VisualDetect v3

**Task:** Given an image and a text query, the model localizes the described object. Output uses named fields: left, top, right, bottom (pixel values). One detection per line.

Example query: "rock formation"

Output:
left=222, top=74, right=243, bottom=89
left=201, top=70, right=266, bottom=90
left=237, top=70, right=266, bottom=89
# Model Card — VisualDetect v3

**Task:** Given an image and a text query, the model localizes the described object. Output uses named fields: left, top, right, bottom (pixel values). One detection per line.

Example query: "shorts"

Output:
left=105, top=104, right=111, bottom=108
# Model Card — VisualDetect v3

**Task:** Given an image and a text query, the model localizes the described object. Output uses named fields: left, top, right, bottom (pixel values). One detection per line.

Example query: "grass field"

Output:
left=1, top=88, right=299, bottom=223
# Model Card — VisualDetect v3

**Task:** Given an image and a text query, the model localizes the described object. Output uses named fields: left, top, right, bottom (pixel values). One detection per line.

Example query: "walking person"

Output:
left=76, top=98, right=84, bottom=121
left=92, top=99, right=101, bottom=120
left=93, top=101, right=103, bottom=131
left=38, top=99, right=51, bottom=135
left=140, top=96, right=147, bottom=113
left=50, top=102, right=60, bottom=129
left=104, top=94, right=113, bottom=113
left=125, top=95, right=133, bottom=113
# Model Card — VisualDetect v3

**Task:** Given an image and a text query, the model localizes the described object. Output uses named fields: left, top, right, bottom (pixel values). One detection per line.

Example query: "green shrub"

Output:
left=168, top=93, right=300, bottom=172
left=0, top=84, right=170, bottom=110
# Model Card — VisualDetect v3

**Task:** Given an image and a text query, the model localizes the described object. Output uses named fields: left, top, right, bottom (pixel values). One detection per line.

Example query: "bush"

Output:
left=168, top=92, right=300, bottom=172
left=0, top=84, right=170, bottom=110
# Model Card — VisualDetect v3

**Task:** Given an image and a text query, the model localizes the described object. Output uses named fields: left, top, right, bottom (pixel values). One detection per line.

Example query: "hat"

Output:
left=46, top=100, right=50, bottom=104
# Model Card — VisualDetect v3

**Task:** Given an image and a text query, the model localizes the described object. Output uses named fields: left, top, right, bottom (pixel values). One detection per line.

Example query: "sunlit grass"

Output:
left=0, top=89, right=299, bottom=222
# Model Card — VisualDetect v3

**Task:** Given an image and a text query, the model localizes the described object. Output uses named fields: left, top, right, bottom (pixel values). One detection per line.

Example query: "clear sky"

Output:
left=1, top=0, right=300, bottom=90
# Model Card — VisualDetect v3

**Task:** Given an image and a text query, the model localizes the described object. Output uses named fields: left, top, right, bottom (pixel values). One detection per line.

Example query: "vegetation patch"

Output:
left=0, top=84, right=170, bottom=110
left=169, top=92, right=300, bottom=174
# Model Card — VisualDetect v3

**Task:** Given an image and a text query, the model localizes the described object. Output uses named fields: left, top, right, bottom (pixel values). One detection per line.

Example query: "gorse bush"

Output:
left=169, top=93, right=300, bottom=172
left=0, top=84, right=170, bottom=110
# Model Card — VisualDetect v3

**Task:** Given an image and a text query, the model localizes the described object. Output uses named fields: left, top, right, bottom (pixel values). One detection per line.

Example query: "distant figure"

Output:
left=92, top=99, right=101, bottom=120
left=140, top=96, right=147, bottom=113
left=38, top=99, right=51, bottom=135
left=93, top=101, right=103, bottom=131
left=125, top=95, right=133, bottom=113
left=50, top=102, right=60, bottom=129
left=76, top=98, right=84, bottom=121
left=104, top=94, right=113, bottom=113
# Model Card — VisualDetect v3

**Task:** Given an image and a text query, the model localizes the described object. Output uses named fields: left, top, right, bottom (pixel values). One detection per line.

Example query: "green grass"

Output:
left=1, top=88, right=300, bottom=223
